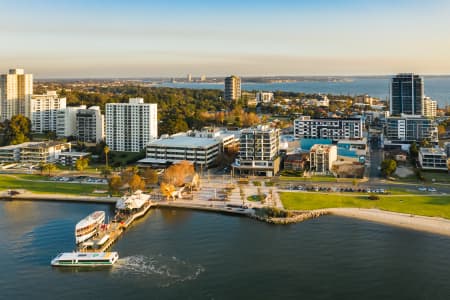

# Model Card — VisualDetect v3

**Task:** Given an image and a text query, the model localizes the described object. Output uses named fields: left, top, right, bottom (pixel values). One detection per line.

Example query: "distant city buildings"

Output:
left=30, top=91, right=66, bottom=133
left=200, top=74, right=206, bottom=81
left=76, top=106, right=104, bottom=143
left=390, top=73, right=424, bottom=116
left=0, top=69, right=33, bottom=121
left=106, top=98, right=157, bottom=152
left=233, top=125, right=280, bottom=176
left=187, top=74, right=192, bottom=82
left=256, top=92, right=274, bottom=104
left=224, top=75, right=241, bottom=101
left=423, top=96, right=437, bottom=118
left=294, top=116, right=363, bottom=141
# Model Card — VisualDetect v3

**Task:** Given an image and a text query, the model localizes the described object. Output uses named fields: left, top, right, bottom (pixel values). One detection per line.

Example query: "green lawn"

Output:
left=0, top=174, right=108, bottom=196
left=280, top=192, right=450, bottom=219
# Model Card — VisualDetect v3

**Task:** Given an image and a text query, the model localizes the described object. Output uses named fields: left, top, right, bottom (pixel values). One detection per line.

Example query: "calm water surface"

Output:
left=1, top=201, right=450, bottom=300
left=160, top=77, right=450, bottom=106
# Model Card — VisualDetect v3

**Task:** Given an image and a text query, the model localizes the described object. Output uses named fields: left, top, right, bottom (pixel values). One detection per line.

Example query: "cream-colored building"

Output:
left=309, top=144, right=337, bottom=174
left=30, top=91, right=66, bottom=133
left=0, top=69, right=33, bottom=121
left=224, top=75, right=241, bottom=102
left=423, top=96, right=437, bottom=118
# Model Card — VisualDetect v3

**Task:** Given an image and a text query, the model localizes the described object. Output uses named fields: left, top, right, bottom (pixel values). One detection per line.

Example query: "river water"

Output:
left=1, top=201, right=449, bottom=300
left=159, top=77, right=450, bottom=107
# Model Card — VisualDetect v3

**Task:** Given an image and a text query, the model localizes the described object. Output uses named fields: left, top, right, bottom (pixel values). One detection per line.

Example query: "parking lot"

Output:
left=50, top=176, right=107, bottom=184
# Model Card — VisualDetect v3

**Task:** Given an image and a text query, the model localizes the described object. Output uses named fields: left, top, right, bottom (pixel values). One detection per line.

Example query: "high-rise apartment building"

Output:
left=56, top=105, right=86, bottom=137
left=384, top=116, right=438, bottom=145
left=76, top=106, right=104, bottom=143
left=224, top=75, right=241, bottom=101
left=233, top=125, right=280, bottom=176
left=0, top=69, right=33, bottom=121
left=105, top=98, right=157, bottom=152
left=30, top=91, right=66, bottom=133
left=423, top=96, right=437, bottom=118
left=390, top=73, right=424, bottom=116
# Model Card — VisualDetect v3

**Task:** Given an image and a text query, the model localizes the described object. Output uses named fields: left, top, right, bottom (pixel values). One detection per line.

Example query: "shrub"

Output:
left=368, top=194, right=380, bottom=200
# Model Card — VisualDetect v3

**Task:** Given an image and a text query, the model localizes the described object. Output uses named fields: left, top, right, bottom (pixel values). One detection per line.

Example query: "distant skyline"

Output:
left=1, top=0, right=450, bottom=78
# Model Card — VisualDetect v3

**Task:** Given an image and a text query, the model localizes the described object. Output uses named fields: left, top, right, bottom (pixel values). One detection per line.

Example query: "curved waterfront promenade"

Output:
left=3, top=190, right=450, bottom=237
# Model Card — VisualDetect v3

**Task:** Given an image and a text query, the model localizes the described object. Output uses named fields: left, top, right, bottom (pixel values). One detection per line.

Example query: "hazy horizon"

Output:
left=2, top=0, right=450, bottom=78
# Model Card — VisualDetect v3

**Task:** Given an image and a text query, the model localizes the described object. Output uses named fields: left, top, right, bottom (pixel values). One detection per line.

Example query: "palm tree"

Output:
left=104, top=145, right=110, bottom=168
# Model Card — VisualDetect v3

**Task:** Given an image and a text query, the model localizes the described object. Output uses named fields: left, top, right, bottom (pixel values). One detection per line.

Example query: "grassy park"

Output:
left=280, top=191, right=450, bottom=219
left=0, top=174, right=108, bottom=196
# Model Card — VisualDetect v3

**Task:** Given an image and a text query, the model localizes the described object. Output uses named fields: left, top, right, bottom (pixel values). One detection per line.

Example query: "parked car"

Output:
left=418, top=187, right=427, bottom=192
left=427, top=187, right=437, bottom=192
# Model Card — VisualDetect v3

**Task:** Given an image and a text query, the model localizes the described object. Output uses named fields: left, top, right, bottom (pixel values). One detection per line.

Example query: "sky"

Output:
left=1, top=0, right=450, bottom=78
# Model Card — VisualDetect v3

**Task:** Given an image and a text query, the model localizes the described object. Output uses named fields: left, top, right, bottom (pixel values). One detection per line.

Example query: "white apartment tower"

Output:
left=0, top=69, right=33, bottom=121
left=76, top=106, right=104, bottom=143
left=30, top=91, right=66, bottom=133
left=56, top=105, right=86, bottom=137
left=106, top=98, right=157, bottom=152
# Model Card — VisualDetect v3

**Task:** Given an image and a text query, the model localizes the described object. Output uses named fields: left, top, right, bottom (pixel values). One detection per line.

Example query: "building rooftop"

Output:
left=310, top=144, right=337, bottom=153
left=419, top=148, right=447, bottom=156
left=147, top=135, right=220, bottom=148
left=59, top=151, right=91, bottom=157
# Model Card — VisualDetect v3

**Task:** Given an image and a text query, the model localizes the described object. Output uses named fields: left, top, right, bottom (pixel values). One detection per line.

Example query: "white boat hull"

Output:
left=76, top=230, right=97, bottom=244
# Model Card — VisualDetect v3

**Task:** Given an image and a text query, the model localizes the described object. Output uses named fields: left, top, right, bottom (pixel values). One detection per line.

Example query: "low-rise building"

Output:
left=418, top=148, right=448, bottom=170
left=384, top=115, right=438, bottom=149
left=145, top=134, right=220, bottom=168
left=256, top=92, right=274, bottom=104
left=309, top=144, right=337, bottom=174
left=0, top=142, right=71, bottom=164
left=294, top=116, right=363, bottom=141
left=58, top=152, right=91, bottom=167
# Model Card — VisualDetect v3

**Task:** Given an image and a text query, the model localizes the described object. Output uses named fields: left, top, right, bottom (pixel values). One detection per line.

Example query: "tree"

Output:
left=141, top=168, right=159, bottom=185
left=160, top=182, right=176, bottom=201
left=410, top=141, right=419, bottom=160
left=3, top=115, right=32, bottom=145
left=42, top=163, right=57, bottom=176
left=380, top=159, right=397, bottom=177
left=104, top=145, right=110, bottom=168
left=108, top=175, right=122, bottom=195
left=128, top=174, right=145, bottom=192
left=75, top=157, right=89, bottom=171
left=162, top=161, right=195, bottom=186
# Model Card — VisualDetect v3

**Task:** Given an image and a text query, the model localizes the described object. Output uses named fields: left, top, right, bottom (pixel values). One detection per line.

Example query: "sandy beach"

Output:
left=326, top=208, right=450, bottom=237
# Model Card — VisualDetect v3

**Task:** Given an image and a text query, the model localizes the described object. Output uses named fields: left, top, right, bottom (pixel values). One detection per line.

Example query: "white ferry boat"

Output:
left=51, top=252, right=119, bottom=267
left=75, top=211, right=105, bottom=244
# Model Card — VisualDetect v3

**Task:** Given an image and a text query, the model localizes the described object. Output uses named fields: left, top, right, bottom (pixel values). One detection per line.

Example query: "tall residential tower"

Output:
left=390, top=73, right=424, bottom=116
left=105, top=98, right=157, bottom=152
left=0, top=69, right=33, bottom=121
left=224, top=75, right=241, bottom=102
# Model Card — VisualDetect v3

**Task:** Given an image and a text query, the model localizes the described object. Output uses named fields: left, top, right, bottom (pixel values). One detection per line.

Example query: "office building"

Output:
left=418, top=148, right=448, bottom=170
left=106, top=98, right=157, bottom=152
left=384, top=116, right=438, bottom=146
left=76, top=106, right=104, bottom=143
left=56, top=105, right=86, bottom=137
left=423, top=97, right=437, bottom=118
left=294, top=116, right=363, bottom=141
left=390, top=73, right=424, bottom=116
left=0, top=141, right=71, bottom=164
left=309, top=144, right=337, bottom=174
left=30, top=91, right=66, bottom=133
left=233, top=125, right=280, bottom=176
left=224, top=75, right=241, bottom=101
left=58, top=152, right=91, bottom=167
left=0, top=69, right=33, bottom=121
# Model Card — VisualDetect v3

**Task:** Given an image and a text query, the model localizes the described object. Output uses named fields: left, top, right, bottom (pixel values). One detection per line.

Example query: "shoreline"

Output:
left=2, top=192, right=450, bottom=237
left=324, top=208, right=450, bottom=237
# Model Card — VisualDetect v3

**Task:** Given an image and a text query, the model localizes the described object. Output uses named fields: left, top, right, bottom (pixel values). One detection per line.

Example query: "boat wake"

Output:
left=112, top=254, right=205, bottom=287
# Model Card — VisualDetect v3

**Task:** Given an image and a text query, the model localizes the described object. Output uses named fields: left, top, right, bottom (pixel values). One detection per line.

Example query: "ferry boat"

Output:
left=75, top=211, right=105, bottom=244
left=51, top=252, right=119, bottom=267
